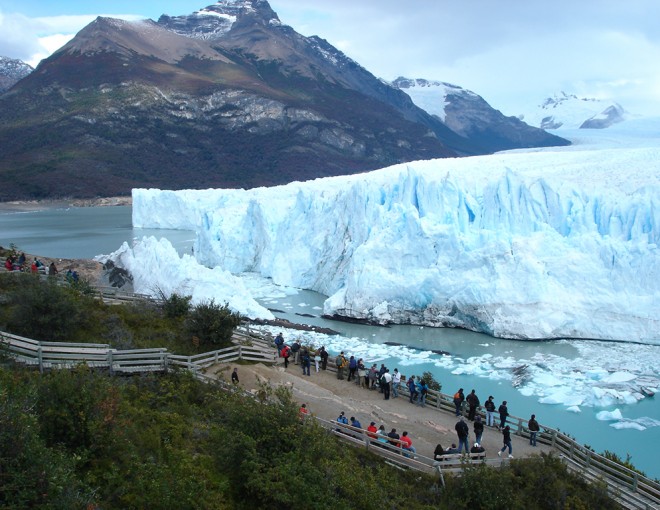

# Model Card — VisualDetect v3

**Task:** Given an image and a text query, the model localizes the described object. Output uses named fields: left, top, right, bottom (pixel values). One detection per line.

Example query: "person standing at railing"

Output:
left=319, top=346, right=328, bottom=370
left=391, top=368, right=401, bottom=398
left=291, top=339, right=301, bottom=365
left=528, top=414, right=540, bottom=446
left=418, top=379, right=428, bottom=407
left=336, top=352, right=347, bottom=380
left=347, top=355, right=357, bottom=382
left=484, top=395, right=496, bottom=427
left=301, top=348, right=311, bottom=376
left=498, top=400, right=509, bottom=430
left=453, top=388, right=465, bottom=417
left=314, top=350, right=321, bottom=373
left=466, top=389, right=480, bottom=420
left=407, top=376, right=419, bottom=403
left=356, top=358, right=366, bottom=387
left=382, top=369, right=392, bottom=400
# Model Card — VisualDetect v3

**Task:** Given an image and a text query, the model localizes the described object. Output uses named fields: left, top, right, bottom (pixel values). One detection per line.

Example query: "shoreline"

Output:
left=0, top=196, right=132, bottom=213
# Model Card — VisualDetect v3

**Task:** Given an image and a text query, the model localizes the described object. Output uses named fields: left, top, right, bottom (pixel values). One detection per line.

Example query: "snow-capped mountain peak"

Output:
left=391, top=77, right=477, bottom=122
left=521, top=91, right=628, bottom=130
left=0, top=56, right=33, bottom=93
left=158, top=0, right=281, bottom=40
left=391, top=76, right=567, bottom=153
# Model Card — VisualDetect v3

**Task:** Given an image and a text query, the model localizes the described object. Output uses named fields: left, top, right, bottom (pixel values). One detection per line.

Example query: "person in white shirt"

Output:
left=391, top=368, right=401, bottom=398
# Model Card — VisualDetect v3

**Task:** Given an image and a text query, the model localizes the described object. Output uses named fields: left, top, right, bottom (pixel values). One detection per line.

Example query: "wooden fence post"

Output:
left=108, top=350, right=114, bottom=374
left=37, top=345, right=43, bottom=374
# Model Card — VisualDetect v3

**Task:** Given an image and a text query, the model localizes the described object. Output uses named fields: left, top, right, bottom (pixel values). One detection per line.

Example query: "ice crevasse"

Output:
left=131, top=145, right=660, bottom=344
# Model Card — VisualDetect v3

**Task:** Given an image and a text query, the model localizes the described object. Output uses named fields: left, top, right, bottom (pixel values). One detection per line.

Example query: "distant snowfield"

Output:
left=103, top=118, right=660, bottom=345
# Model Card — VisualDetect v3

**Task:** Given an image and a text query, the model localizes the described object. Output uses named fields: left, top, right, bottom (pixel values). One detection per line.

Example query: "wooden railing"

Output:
left=371, top=377, right=660, bottom=509
left=0, top=328, right=277, bottom=375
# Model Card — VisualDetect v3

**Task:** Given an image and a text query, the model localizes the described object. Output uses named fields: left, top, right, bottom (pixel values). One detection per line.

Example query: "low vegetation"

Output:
left=0, top=269, right=624, bottom=508
left=0, top=272, right=241, bottom=355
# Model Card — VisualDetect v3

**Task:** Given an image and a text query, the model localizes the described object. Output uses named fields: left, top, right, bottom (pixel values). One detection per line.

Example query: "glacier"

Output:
left=122, top=119, right=660, bottom=344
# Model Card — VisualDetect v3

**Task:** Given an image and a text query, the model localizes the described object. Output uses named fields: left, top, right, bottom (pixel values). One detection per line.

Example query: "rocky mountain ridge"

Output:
left=0, top=0, right=568, bottom=201
left=392, top=77, right=564, bottom=153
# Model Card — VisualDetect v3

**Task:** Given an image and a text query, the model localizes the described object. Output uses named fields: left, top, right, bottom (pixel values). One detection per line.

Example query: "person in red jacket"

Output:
left=281, top=344, right=291, bottom=368
left=400, top=431, right=416, bottom=457
left=367, top=421, right=378, bottom=439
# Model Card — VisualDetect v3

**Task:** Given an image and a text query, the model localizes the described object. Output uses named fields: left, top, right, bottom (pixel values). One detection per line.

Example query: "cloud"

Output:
left=0, top=11, right=144, bottom=66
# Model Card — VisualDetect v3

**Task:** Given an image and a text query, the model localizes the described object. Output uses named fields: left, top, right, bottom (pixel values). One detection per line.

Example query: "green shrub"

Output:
left=184, top=300, right=242, bottom=347
left=6, top=275, right=90, bottom=342
left=161, top=291, right=192, bottom=319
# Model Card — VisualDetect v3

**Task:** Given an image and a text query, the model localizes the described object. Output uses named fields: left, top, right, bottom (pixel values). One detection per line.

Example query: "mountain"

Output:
left=391, top=77, right=567, bottom=153
left=519, top=92, right=628, bottom=130
left=0, top=1, right=568, bottom=201
left=0, top=56, right=33, bottom=93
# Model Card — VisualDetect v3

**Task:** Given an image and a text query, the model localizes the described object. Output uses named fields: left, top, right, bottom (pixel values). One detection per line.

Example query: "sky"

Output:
left=1, top=0, right=659, bottom=116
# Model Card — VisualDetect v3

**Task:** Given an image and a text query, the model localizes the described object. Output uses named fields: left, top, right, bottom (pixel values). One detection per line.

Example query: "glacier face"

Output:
left=131, top=123, right=660, bottom=344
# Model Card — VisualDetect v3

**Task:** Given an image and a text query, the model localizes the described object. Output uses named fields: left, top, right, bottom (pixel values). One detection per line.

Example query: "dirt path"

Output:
left=210, top=360, right=551, bottom=462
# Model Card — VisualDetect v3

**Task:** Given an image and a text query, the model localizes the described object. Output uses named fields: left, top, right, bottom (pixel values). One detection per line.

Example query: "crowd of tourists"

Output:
left=272, top=333, right=542, bottom=462
left=3, top=250, right=59, bottom=276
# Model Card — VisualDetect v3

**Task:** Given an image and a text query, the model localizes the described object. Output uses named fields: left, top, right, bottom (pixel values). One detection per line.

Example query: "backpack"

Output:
left=336, top=356, right=343, bottom=367
left=380, top=374, right=387, bottom=386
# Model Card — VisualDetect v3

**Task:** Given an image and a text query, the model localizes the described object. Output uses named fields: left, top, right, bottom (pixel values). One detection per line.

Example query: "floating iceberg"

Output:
left=596, top=409, right=623, bottom=421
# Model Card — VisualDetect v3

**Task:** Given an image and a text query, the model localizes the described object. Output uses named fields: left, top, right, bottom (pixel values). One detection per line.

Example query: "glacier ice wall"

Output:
left=133, top=144, right=660, bottom=343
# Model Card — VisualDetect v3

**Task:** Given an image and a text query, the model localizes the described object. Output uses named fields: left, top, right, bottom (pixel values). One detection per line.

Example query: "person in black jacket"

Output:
left=498, top=425, right=513, bottom=458
left=528, top=414, right=540, bottom=446
left=484, top=395, right=496, bottom=427
left=473, top=415, right=484, bottom=445
left=455, top=417, right=469, bottom=453
left=498, top=400, right=509, bottom=430
left=466, top=389, right=480, bottom=420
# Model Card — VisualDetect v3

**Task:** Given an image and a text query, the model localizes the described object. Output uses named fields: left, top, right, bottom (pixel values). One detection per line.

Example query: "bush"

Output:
left=161, top=292, right=192, bottom=319
left=184, top=300, right=242, bottom=348
left=6, top=275, right=89, bottom=342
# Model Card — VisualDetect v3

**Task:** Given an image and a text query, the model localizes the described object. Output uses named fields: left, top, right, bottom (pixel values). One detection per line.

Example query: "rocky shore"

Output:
left=0, top=196, right=131, bottom=212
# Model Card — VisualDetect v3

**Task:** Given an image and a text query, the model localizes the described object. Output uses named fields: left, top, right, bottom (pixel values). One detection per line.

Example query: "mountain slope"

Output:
left=0, top=1, right=568, bottom=201
left=392, top=77, right=569, bottom=153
